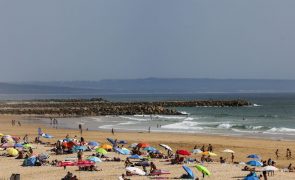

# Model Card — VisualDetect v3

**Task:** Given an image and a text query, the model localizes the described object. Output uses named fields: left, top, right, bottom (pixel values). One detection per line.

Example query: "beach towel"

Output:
left=150, top=170, right=170, bottom=176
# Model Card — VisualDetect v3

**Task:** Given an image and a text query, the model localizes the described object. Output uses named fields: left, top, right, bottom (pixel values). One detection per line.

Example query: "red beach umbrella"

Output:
left=137, top=142, right=150, bottom=148
left=176, top=150, right=191, bottom=156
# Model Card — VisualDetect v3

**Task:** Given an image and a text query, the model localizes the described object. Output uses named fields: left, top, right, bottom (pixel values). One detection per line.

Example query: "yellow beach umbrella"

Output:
left=202, top=151, right=217, bottom=156
left=7, top=148, right=19, bottom=157
left=100, top=144, right=112, bottom=150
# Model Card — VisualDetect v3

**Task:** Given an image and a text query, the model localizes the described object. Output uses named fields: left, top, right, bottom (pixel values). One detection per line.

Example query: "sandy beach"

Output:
left=1, top=115, right=295, bottom=180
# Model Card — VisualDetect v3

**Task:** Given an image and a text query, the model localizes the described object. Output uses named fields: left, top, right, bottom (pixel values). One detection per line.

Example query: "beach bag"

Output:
left=10, top=174, right=20, bottom=180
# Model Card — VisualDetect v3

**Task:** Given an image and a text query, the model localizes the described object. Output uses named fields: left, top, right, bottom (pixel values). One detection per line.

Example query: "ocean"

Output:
left=3, top=92, right=295, bottom=140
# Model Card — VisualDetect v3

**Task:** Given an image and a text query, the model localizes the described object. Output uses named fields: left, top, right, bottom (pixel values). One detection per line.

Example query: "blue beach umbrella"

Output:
left=114, top=148, right=126, bottom=155
left=122, top=148, right=131, bottom=155
left=144, top=147, right=157, bottom=151
left=107, top=138, right=115, bottom=145
left=73, top=146, right=87, bottom=152
left=246, top=160, right=263, bottom=167
left=247, top=154, right=261, bottom=159
left=87, top=156, right=102, bottom=163
left=88, top=141, right=99, bottom=147
left=128, top=154, right=143, bottom=159
left=183, top=165, right=195, bottom=179
left=14, top=143, right=23, bottom=148
left=42, top=134, right=53, bottom=139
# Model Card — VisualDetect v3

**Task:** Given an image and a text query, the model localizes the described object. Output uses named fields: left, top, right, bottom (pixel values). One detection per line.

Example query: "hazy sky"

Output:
left=1, top=0, right=295, bottom=81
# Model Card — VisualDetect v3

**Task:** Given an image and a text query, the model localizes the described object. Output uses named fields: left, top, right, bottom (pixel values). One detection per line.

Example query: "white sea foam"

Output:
left=118, top=121, right=138, bottom=125
left=217, top=123, right=233, bottom=129
left=99, top=124, right=114, bottom=129
left=246, top=125, right=264, bottom=130
left=184, top=117, right=194, bottom=121
left=267, top=127, right=295, bottom=133
left=253, top=104, right=262, bottom=107
left=154, top=115, right=186, bottom=120
left=161, top=121, right=203, bottom=130
left=119, top=116, right=148, bottom=121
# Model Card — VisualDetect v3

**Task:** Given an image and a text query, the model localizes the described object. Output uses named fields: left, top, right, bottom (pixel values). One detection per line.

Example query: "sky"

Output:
left=0, top=0, right=295, bottom=81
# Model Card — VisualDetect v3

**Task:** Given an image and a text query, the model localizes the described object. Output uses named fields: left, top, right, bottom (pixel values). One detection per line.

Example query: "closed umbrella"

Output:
left=195, top=165, right=211, bottom=176
left=177, top=150, right=191, bottom=156
left=107, top=138, right=115, bottom=145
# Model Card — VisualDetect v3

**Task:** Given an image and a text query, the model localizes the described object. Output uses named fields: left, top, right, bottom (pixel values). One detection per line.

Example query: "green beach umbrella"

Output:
left=95, top=148, right=108, bottom=155
left=195, top=165, right=211, bottom=176
left=23, top=144, right=33, bottom=149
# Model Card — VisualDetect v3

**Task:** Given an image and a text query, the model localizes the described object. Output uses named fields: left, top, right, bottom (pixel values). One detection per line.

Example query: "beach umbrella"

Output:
left=87, top=156, right=102, bottom=163
left=42, top=133, right=53, bottom=139
left=0, top=133, right=4, bottom=137
left=101, top=144, right=112, bottom=150
left=159, top=144, right=172, bottom=151
left=107, top=138, right=115, bottom=145
left=137, top=142, right=150, bottom=148
left=183, top=165, right=195, bottom=179
left=118, top=140, right=127, bottom=144
left=247, top=154, right=261, bottom=159
left=128, top=154, right=143, bottom=159
left=244, top=176, right=259, bottom=180
left=14, top=143, right=23, bottom=148
left=192, top=149, right=203, bottom=154
left=72, top=146, right=87, bottom=152
left=23, top=144, right=33, bottom=149
left=262, top=166, right=278, bottom=171
left=88, top=141, right=99, bottom=147
left=202, top=151, right=217, bottom=156
left=122, top=148, right=131, bottom=155
left=223, top=149, right=234, bottom=153
left=129, top=143, right=138, bottom=148
left=195, top=165, right=211, bottom=176
left=1, top=142, right=14, bottom=148
left=246, top=160, right=263, bottom=167
left=143, top=146, right=157, bottom=151
left=114, top=147, right=130, bottom=155
left=96, top=148, right=108, bottom=155
left=7, top=148, right=18, bottom=157
left=177, top=150, right=191, bottom=156
left=126, top=167, right=146, bottom=176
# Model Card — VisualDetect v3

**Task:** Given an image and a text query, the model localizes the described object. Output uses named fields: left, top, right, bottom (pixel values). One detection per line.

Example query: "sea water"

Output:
left=5, top=92, right=295, bottom=140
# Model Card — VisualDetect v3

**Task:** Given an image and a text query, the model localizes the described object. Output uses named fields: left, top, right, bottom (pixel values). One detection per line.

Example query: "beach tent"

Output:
left=87, top=156, right=102, bottom=163
left=195, top=165, right=211, bottom=176
left=192, top=149, right=203, bottom=154
left=247, top=154, right=261, bottom=159
left=128, top=154, right=143, bottom=159
left=96, top=148, right=108, bottom=155
left=202, top=151, right=217, bottom=156
left=223, top=149, right=235, bottom=153
left=137, top=142, right=150, bottom=148
left=176, top=150, right=191, bottom=156
left=246, top=160, right=263, bottom=167
left=23, top=156, right=37, bottom=166
left=126, top=167, right=146, bottom=176
left=262, top=166, right=278, bottom=171
left=7, top=148, right=18, bottom=156
left=88, top=141, right=99, bottom=147
left=101, top=144, right=112, bottom=150
left=159, top=144, right=172, bottom=151
left=182, top=165, right=195, bottom=179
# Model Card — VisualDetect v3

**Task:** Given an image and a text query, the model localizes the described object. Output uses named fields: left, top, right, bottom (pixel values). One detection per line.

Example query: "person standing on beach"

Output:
left=231, top=153, right=234, bottom=163
left=148, top=126, right=151, bottom=133
left=78, top=124, right=83, bottom=135
left=275, top=149, right=279, bottom=159
left=112, top=128, right=114, bottom=135
left=23, top=134, right=29, bottom=143
left=201, top=145, right=205, bottom=152
left=18, top=121, right=21, bottom=126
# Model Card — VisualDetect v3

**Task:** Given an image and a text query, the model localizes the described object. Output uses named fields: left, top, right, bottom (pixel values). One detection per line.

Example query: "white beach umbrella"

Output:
left=262, top=166, right=278, bottom=171
left=126, top=167, right=146, bottom=176
left=159, top=144, right=173, bottom=151
left=223, top=149, right=235, bottom=153
left=192, top=149, right=203, bottom=154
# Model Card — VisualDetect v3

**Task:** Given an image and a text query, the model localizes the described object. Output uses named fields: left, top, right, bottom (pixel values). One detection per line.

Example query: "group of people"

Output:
left=275, top=148, right=292, bottom=159
left=50, top=118, right=58, bottom=128
left=11, top=120, right=21, bottom=126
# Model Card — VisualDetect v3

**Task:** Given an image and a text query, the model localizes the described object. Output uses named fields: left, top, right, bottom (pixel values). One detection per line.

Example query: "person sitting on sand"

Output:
left=288, top=163, right=294, bottom=172
left=206, top=155, right=213, bottom=162
left=124, top=158, right=133, bottom=167
left=119, top=174, right=130, bottom=180
left=15, top=150, right=24, bottom=159
left=62, top=172, right=78, bottom=180
left=150, top=162, right=157, bottom=174
left=220, top=157, right=226, bottom=164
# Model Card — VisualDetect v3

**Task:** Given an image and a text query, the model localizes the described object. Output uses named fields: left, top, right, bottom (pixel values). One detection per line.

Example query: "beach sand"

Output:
left=1, top=115, right=295, bottom=180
